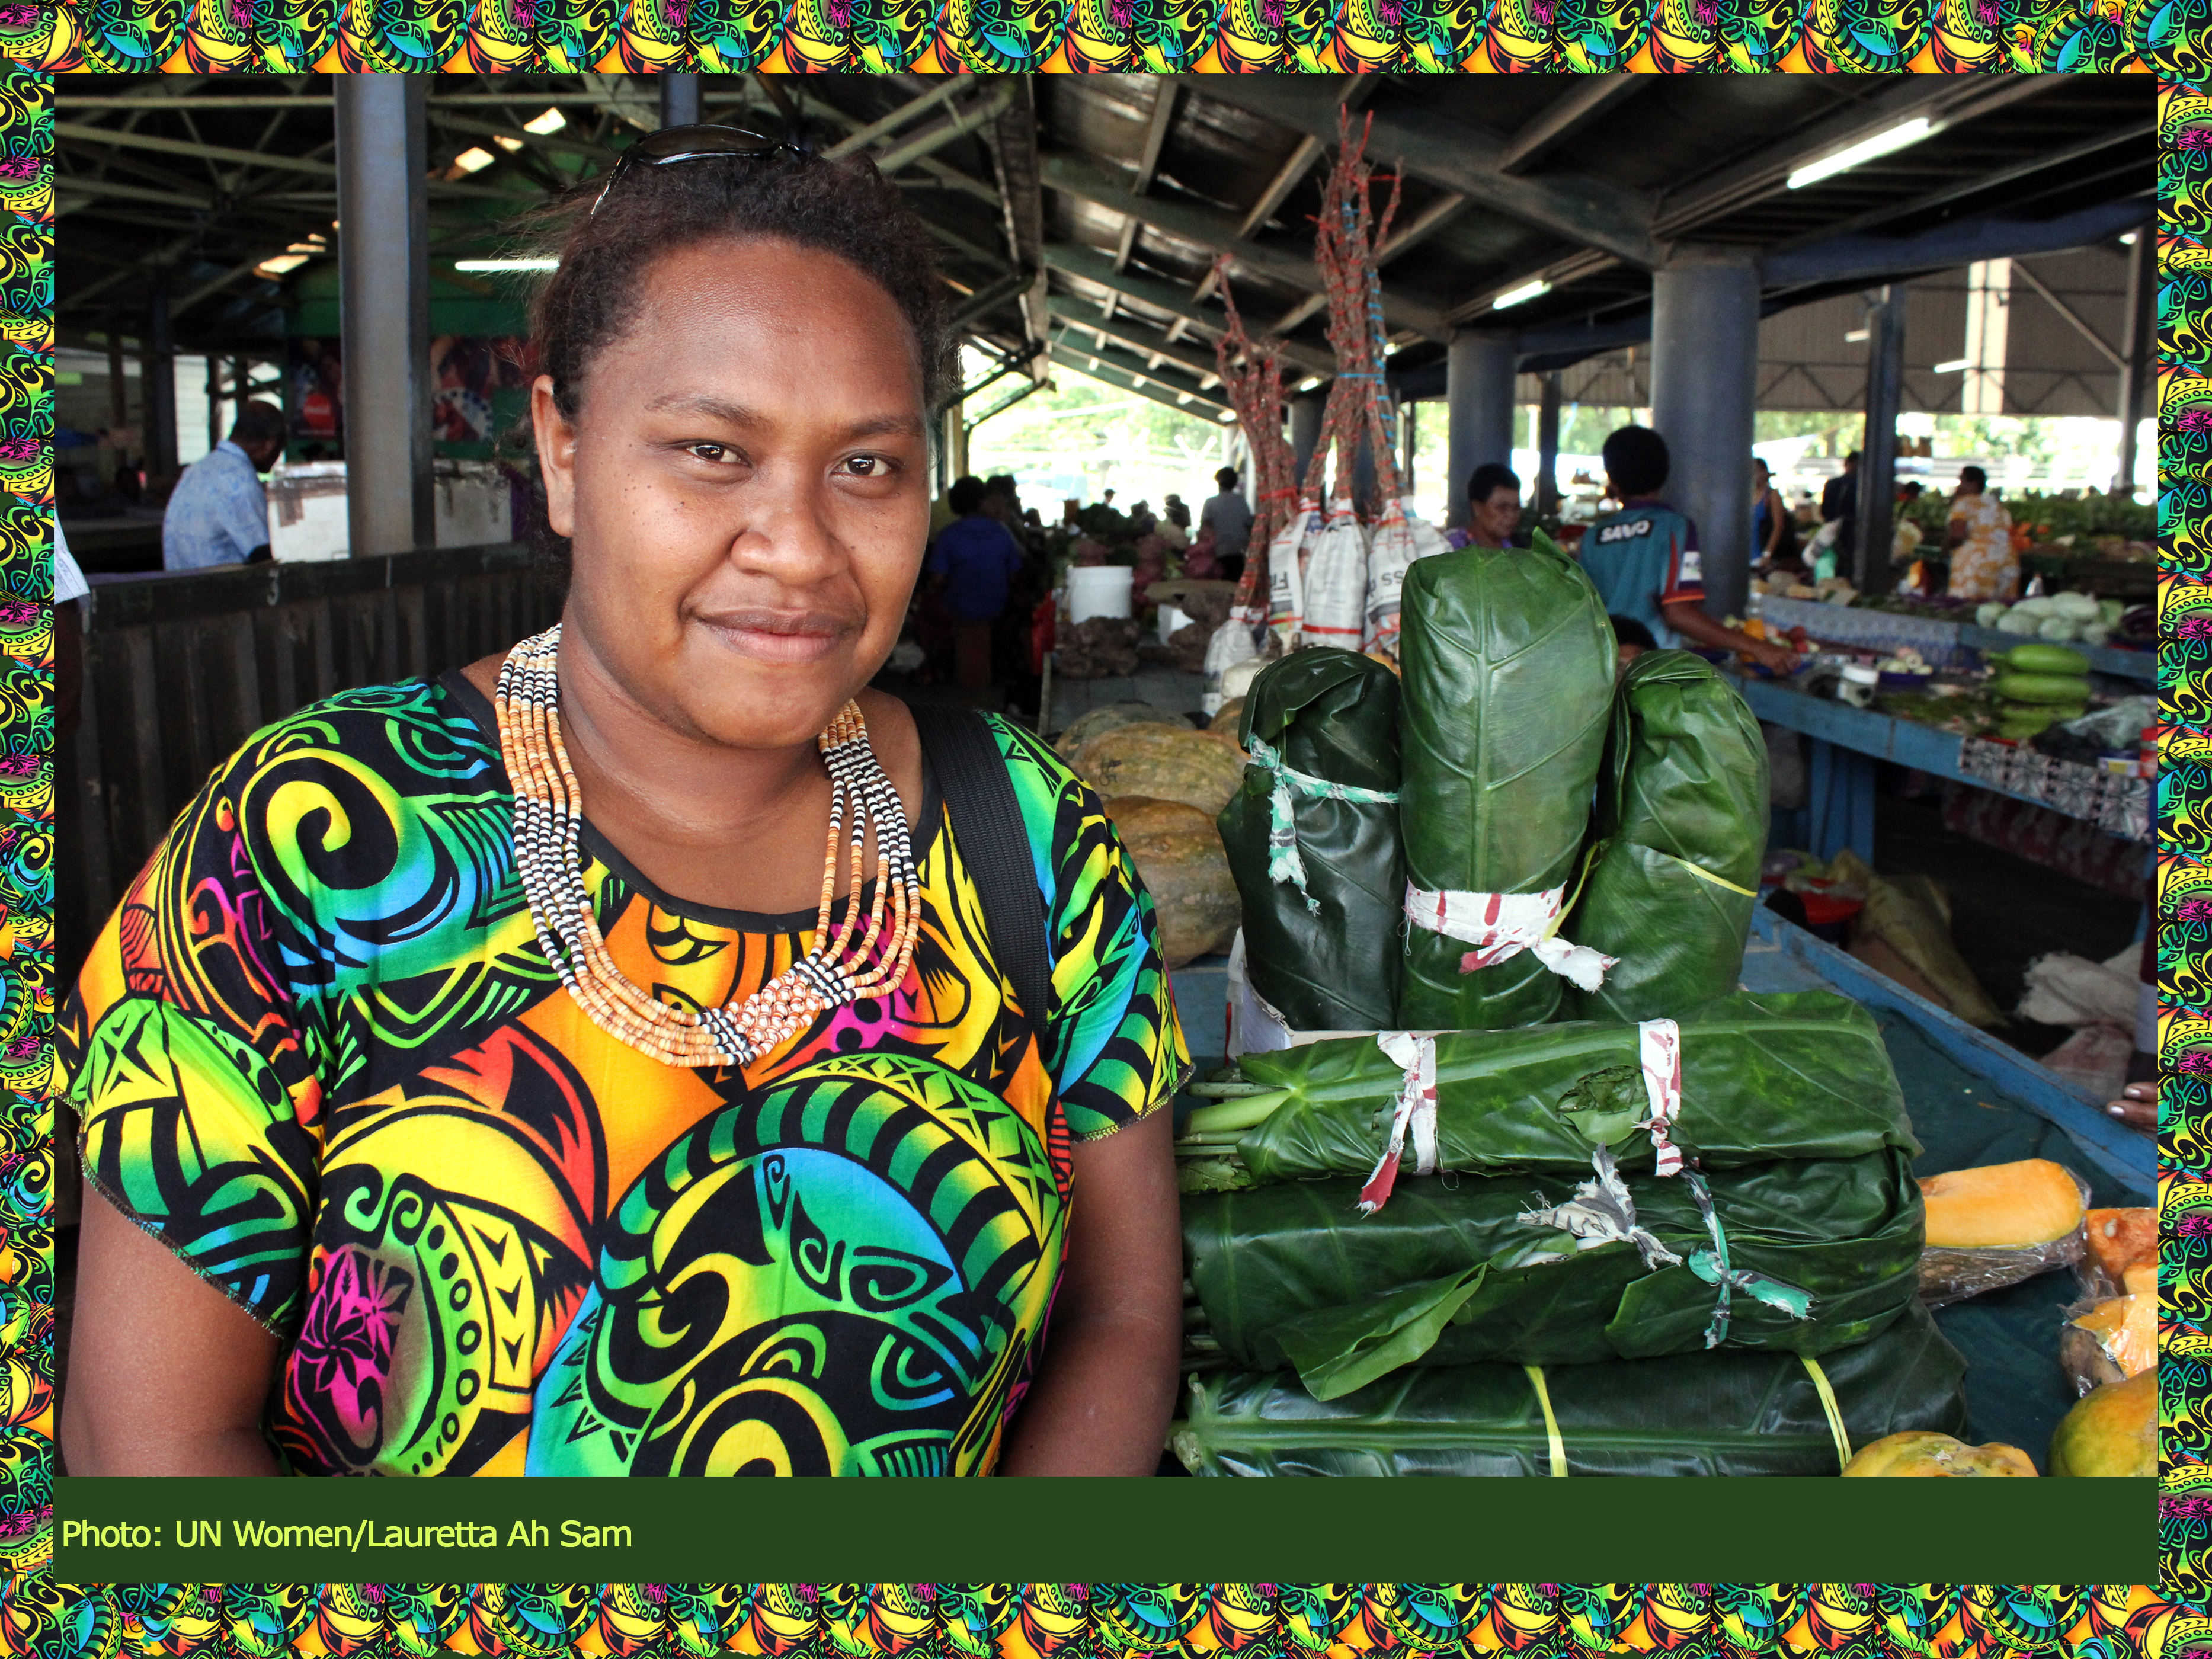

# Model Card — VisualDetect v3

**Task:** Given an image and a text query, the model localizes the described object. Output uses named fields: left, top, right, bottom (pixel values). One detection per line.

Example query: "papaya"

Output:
left=2085, top=1208, right=2157, bottom=1288
left=2069, top=1288, right=2155, bottom=1381
left=1842, top=1431, right=2037, bottom=1477
left=1918, top=1158, right=2086, bottom=1248
left=2048, top=1369, right=2156, bottom=1477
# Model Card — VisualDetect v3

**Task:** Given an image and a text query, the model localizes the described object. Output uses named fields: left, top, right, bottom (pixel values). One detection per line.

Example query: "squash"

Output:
left=1054, top=702, right=1184, bottom=761
left=1103, top=797, right=1241, bottom=969
left=2085, top=1208, right=2157, bottom=1288
left=1842, top=1431, right=2038, bottom=1478
left=1209, top=698, right=1246, bottom=735
left=2048, top=1369, right=2156, bottom=1477
left=1919, top=1158, right=2087, bottom=1247
left=1078, top=725, right=1249, bottom=818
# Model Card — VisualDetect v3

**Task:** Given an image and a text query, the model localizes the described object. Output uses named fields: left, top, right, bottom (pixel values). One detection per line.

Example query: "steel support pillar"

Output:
left=2115, top=227, right=2155, bottom=495
left=143, top=284, right=175, bottom=482
left=1444, top=329, right=1515, bottom=530
left=1650, top=254, right=1758, bottom=620
left=1400, top=400, right=1416, bottom=498
left=1536, top=371, right=1561, bottom=515
left=1289, top=393, right=1324, bottom=493
left=337, top=75, right=433, bottom=558
left=1855, top=284, right=1907, bottom=594
left=660, top=75, right=700, bottom=130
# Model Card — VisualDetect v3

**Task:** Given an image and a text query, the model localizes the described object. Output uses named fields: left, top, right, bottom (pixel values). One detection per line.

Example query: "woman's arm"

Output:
left=63, top=1186, right=283, bottom=1474
left=1761, top=491, right=1785, bottom=557
left=997, top=1107, right=1181, bottom=1475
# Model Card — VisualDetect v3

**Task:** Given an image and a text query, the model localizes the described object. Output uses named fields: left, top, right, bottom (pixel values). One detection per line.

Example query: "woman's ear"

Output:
left=532, top=376, right=578, bottom=539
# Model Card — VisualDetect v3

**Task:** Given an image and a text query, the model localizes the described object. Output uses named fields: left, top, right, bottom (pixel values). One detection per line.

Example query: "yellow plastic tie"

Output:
left=1799, top=1353, right=1852, bottom=1471
left=1524, top=1363, right=1568, bottom=1477
left=1664, top=852, right=1759, bottom=898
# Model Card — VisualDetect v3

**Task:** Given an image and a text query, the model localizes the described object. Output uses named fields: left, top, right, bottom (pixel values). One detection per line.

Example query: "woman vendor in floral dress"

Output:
left=59, top=130, right=1187, bottom=1478
left=1943, top=465, right=2017, bottom=601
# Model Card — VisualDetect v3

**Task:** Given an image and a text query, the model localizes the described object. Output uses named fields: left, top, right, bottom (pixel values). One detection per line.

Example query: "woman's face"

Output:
left=535, top=236, right=933, bottom=751
left=1472, top=484, right=1521, bottom=547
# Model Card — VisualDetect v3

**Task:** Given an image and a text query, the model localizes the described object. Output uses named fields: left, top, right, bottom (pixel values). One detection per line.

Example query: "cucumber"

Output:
left=1992, top=672, right=2094, bottom=706
left=1993, top=642, right=2091, bottom=676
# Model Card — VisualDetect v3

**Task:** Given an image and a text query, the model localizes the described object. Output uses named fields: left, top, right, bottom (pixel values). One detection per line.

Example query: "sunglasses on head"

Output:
left=590, top=123, right=806, bottom=216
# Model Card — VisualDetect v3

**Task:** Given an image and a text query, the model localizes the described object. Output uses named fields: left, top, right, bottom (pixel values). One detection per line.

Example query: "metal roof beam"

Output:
left=1190, top=79, right=1660, bottom=269
left=426, top=107, right=620, bottom=165
left=1041, top=151, right=1449, bottom=340
left=1653, top=76, right=2061, bottom=239
left=1042, top=241, right=1336, bottom=376
left=821, top=76, right=974, bottom=159
left=1045, top=297, right=1223, bottom=386
left=1133, top=81, right=1177, bottom=197
left=1236, top=136, right=1323, bottom=241
left=985, top=81, right=1052, bottom=376
left=1761, top=196, right=2154, bottom=291
left=1496, top=75, right=1649, bottom=175
left=2006, top=258, right=2127, bottom=373
left=1269, top=188, right=1470, bottom=335
left=1046, top=341, right=1233, bottom=419
left=875, top=82, right=1016, bottom=177
left=56, top=120, right=338, bottom=177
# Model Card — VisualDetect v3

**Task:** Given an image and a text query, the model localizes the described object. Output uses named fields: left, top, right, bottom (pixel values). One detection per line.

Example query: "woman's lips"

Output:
left=696, top=609, right=856, bottom=664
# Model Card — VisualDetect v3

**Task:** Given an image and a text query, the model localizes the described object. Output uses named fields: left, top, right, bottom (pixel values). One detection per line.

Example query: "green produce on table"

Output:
left=1557, top=650, right=1768, bottom=1024
left=1992, top=672, right=2093, bottom=706
left=1218, top=649, right=1404, bottom=1031
left=1179, top=991, right=1916, bottom=1185
left=1181, top=1148, right=1922, bottom=1386
left=1396, top=530, right=1615, bottom=1029
left=1172, top=1299, right=1966, bottom=1477
left=1989, top=643, right=2090, bottom=677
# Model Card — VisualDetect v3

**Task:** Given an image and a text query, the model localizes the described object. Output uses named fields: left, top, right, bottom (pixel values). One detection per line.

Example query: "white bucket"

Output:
left=1067, top=565, right=1134, bottom=624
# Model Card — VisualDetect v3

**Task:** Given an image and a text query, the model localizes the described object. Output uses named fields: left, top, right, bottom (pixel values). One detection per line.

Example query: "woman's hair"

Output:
left=1468, top=461, right=1521, bottom=503
left=522, top=143, right=954, bottom=424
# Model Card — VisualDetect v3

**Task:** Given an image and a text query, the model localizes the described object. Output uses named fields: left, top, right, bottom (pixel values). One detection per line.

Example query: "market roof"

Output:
left=56, top=74, right=2155, bottom=420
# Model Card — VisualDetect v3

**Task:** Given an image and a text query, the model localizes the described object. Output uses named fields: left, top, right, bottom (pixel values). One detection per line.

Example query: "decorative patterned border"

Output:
left=0, top=31, right=2197, bottom=1657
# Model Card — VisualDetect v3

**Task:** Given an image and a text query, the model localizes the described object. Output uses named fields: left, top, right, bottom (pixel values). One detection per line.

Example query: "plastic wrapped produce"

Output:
left=1266, top=499, right=1323, bottom=650
left=1173, top=1300, right=1967, bottom=1477
left=1559, top=651, right=1769, bottom=1023
left=1218, top=649, right=1405, bottom=1031
left=1362, top=498, right=1449, bottom=659
left=1396, top=533, right=1616, bottom=1029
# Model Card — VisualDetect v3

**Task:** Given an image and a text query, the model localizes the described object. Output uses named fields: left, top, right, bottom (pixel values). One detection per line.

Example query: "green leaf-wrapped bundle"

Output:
left=1559, top=650, right=1769, bottom=1024
left=1397, top=534, right=1615, bottom=1029
left=1173, top=1301, right=1966, bottom=1477
left=1224, top=991, right=1917, bottom=1186
left=1218, top=649, right=1404, bottom=1030
left=1183, top=1148, right=1923, bottom=1377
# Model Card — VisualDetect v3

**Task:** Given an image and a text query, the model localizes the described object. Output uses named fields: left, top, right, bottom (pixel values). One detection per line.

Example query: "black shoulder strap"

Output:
left=904, top=702, right=1052, bottom=1049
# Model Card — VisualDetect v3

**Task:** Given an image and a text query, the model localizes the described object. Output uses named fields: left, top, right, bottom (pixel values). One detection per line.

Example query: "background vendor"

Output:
left=1581, top=425, right=1795, bottom=676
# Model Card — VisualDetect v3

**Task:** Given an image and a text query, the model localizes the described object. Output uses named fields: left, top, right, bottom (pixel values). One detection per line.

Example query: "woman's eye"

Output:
left=845, top=454, right=882, bottom=477
left=688, top=443, right=728, bottom=463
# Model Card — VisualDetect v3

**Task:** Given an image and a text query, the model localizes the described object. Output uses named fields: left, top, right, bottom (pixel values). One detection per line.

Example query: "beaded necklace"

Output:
left=494, top=624, right=921, bottom=1068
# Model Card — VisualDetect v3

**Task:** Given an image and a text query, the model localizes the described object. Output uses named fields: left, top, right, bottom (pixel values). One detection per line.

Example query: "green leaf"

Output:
left=1270, top=1264, right=1489, bottom=1401
left=1558, top=1065, right=1646, bottom=1148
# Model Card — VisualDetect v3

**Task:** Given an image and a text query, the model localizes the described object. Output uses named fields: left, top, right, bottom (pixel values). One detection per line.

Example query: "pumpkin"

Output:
left=2085, top=1208, right=2157, bottom=1288
left=1078, top=725, right=1249, bottom=818
left=1103, top=797, right=1240, bottom=969
left=1054, top=702, right=1185, bottom=761
left=1918, top=1158, right=2087, bottom=1247
left=1842, top=1431, right=2038, bottom=1478
left=2048, top=1369, right=2155, bottom=1477
left=1209, top=698, right=1246, bottom=735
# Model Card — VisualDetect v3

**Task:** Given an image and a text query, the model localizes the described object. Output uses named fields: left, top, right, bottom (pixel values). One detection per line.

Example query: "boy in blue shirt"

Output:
left=1580, top=426, right=1796, bottom=675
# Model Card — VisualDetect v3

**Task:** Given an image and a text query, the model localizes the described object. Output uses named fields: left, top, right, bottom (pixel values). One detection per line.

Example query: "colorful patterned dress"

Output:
left=61, top=673, right=1188, bottom=1477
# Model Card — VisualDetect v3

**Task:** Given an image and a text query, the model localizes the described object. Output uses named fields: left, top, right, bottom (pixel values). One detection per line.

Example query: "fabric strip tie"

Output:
left=1401, top=882, right=1618, bottom=992
left=1523, top=1365, right=1567, bottom=1477
left=1798, top=1353, right=1852, bottom=1471
left=1246, top=735, right=1399, bottom=915
left=1636, top=1018, right=1684, bottom=1177
left=1357, top=1030, right=1437, bottom=1215
left=1680, top=1168, right=1814, bottom=1346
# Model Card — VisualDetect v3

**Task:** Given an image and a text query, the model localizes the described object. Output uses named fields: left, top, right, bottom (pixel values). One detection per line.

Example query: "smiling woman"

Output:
left=58, top=133, right=1189, bottom=1479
